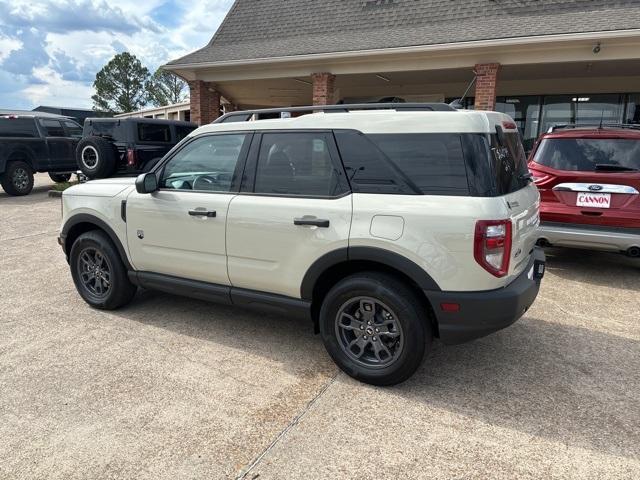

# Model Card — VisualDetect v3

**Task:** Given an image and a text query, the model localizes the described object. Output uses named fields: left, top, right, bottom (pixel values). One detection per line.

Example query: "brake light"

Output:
left=127, top=148, right=137, bottom=166
left=530, top=169, right=551, bottom=185
left=474, top=220, right=512, bottom=277
left=502, top=120, right=518, bottom=130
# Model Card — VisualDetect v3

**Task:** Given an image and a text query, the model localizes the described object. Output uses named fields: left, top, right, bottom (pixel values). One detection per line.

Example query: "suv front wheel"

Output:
left=319, top=273, right=431, bottom=386
left=0, top=160, right=34, bottom=196
left=70, top=230, right=137, bottom=309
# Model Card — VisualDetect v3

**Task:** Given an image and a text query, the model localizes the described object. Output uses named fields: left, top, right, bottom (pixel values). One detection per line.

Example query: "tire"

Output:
left=0, top=160, right=34, bottom=196
left=319, top=272, right=432, bottom=386
left=49, top=173, right=72, bottom=183
left=76, top=136, right=117, bottom=179
left=70, top=230, right=137, bottom=310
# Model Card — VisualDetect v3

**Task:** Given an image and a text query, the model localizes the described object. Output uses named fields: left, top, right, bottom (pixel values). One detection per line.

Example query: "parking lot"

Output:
left=1, top=174, right=639, bottom=479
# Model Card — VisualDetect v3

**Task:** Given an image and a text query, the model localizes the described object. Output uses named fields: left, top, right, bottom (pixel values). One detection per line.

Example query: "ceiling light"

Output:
left=293, top=78, right=312, bottom=86
left=375, top=74, right=391, bottom=82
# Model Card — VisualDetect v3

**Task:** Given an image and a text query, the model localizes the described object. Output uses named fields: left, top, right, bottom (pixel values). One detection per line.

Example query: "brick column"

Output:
left=311, top=73, right=337, bottom=106
left=474, top=63, right=500, bottom=111
left=188, top=80, right=221, bottom=125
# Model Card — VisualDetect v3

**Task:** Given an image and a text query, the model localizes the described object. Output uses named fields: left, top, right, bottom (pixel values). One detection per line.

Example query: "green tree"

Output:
left=145, top=69, right=188, bottom=107
left=92, top=52, right=150, bottom=113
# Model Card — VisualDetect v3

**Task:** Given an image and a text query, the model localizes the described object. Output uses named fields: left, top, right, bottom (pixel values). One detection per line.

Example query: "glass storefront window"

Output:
left=626, top=94, right=640, bottom=124
left=575, top=94, right=623, bottom=126
left=540, top=95, right=574, bottom=134
left=496, top=96, right=541, bottom=152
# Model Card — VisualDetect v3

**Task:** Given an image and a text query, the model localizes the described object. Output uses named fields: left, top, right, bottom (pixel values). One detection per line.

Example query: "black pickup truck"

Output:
left=0, top=112, right=82, bottom=196
left=76, top=118, right=197, bottom=179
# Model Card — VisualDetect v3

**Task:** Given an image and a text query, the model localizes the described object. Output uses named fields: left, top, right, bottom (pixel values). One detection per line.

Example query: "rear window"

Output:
left=176, top=125, right=196, bottom=141
left=88, top=122, right=118, bottom=138
left=533, top=138, right=640, bottom=172
left=0, top=118, right=38, bottom=138
left=490, top=130, right=530, bottom=194
left=138, top=123, right=171, bottom=142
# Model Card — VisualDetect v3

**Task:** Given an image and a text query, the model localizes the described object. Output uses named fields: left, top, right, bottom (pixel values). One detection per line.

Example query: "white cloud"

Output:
left=0, top=0, right=234, bottom=110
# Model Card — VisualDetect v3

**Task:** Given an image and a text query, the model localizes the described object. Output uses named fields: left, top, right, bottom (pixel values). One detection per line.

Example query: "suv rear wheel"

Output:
left=319, top=272, right=431, bottom=386
left=0, top=160, right=34, bottom=196
left=70, top=230, right=137, bottom=309
left=76, top=137, right=117, bottom=179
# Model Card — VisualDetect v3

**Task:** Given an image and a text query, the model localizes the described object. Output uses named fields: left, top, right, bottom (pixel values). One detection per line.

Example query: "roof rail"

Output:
left=548, top=123, right=640, bottom=133
left=213, top=102, right=457, bottom=124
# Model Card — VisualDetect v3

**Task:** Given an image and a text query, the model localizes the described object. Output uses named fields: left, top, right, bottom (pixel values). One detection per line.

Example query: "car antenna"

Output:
left=599, top=109, right=605, bottom=130
left=449, top=71, right=478, bottom=109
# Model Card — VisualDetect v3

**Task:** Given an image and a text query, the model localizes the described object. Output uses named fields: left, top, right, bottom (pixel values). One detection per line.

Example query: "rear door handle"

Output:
left=294, top=216, right=330, bottom=228
left=189, top=209, right=217, bottom=218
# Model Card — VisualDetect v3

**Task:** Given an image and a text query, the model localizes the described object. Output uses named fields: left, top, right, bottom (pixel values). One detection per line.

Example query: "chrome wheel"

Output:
left=12, top=167, right=29, bottom=191
left=81, top=146, right=99, bottom=170
left=335, top=296, right=404, bottom=368
left=77, top=247, right=111, bottom=298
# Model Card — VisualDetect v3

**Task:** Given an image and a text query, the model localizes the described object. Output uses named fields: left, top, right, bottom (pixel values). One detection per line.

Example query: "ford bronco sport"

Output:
left=59, top=103, right=545, bottom=386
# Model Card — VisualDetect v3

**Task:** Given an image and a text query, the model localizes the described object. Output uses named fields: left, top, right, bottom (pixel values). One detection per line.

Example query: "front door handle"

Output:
left=189, top=209, right=217, bottom=218
left=294, top=216, right=330, bottom=228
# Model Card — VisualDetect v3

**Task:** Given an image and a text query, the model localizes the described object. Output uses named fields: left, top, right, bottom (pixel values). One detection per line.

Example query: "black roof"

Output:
left=85, top=117, right=196, bottom=127
left=0, top=109, right=74, bottom=120
left=167, top=0, right=640, bottom=66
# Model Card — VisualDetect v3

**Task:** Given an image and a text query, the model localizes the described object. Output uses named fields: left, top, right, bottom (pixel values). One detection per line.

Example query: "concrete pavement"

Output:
left=1, top=174, right=638, bottom=479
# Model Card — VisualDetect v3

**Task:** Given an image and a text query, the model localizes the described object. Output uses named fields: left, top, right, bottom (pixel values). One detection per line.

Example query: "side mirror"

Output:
left=135, top=173, right=158, bottom=194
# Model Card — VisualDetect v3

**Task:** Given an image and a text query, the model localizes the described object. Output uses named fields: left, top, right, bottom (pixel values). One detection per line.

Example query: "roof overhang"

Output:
left=164, top=29, right=640, bottom=82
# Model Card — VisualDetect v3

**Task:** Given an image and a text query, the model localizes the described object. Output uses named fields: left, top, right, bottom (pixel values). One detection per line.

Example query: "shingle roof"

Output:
left=167, top=0, right=640, bottom=66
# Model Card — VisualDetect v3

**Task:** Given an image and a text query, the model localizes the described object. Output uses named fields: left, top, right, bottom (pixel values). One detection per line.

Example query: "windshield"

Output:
left=533, top=138, right=640, bottom=172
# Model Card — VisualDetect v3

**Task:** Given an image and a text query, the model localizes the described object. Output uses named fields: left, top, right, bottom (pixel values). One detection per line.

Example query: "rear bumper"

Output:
left=427, top=248, right=545, bottom=345
left=538, top=221, right=640, bottom=252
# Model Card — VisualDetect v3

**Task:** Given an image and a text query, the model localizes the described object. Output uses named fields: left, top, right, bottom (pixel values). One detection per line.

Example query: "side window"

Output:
left=161, top=134, right=248, bottom=192
left=0, top=118, right=38, bottom=138
left=334, top=130, right=417, bottom=195
left=254, top=132, right=345, bottom=196
left=40, top=119, right=66, bottom=137
left=138, top=123, right=171, bottom=142
left=369, top=134, right=470, bottom=196
left=63, top=120, right=82, bottom=137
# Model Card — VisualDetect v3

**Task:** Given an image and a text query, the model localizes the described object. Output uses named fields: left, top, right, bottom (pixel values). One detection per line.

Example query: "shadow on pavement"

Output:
left=114, top=286, right=639, bottom=462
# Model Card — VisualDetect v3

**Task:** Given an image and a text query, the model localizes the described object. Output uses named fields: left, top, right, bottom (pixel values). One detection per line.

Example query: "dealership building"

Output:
left=165, top=0, right=640, bottom=150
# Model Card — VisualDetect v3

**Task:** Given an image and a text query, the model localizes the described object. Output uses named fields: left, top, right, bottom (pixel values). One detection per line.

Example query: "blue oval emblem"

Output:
left=588, top=185, right=603, bottom=192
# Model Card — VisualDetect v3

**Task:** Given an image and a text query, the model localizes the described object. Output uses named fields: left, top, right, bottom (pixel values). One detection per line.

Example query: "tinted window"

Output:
left=89, top=122, right=117, bottom=138
left=138, top=123, right=171, bottom=142
left=63, top=120, right=82, bottom=137
left=533, top=138, right=640, bottom=172
left=161, top=134, right=247, bottom=191
left=370, top=134, right=470, bottom=195
left=0, top=118, right=37, bottom=138
left=254, top=132, right=345, bottom=196
left=490, top=130, right=530, bottom=194
left=40, top=119, right=66, bottom=137
left=334, top=131, right=420, bottom=195
left=176, top=125, right=195, bottom=141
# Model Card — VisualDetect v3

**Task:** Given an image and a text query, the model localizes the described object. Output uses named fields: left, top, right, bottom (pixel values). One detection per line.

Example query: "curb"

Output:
left=48, top=190, right=63, bottom=198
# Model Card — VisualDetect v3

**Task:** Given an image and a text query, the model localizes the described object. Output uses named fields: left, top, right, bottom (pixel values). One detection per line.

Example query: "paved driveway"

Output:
left=1, top=174, right=639, bottom=479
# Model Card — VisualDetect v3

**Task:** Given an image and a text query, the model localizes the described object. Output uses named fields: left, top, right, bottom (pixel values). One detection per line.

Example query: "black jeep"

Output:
left=0, top=112, right=82, bottom=196
left=76, top=118, right=197, bottom=179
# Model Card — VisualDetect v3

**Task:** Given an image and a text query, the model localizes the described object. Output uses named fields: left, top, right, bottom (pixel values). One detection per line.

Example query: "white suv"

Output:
left=59, top=104, right=545, bottom=386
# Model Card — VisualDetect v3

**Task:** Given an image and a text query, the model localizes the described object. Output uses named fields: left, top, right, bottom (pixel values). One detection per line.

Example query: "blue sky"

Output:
left=0, top=0, right=235, bottom=110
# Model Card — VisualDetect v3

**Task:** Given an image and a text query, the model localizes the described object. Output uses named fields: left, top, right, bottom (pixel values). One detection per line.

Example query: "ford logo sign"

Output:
left=588, top=185, right=603, bottom=192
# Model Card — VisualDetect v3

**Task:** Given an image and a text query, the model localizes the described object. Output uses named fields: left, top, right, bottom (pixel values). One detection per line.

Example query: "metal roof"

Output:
left=167, top=0, right=640, bottom=66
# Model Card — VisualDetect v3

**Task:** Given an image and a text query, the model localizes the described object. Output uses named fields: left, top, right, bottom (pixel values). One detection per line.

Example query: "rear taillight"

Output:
left=127, top=148, right=137, bottom=166
left=474, top=220, right=512, bottom=278
left=530, top=170, right=550, bottom=185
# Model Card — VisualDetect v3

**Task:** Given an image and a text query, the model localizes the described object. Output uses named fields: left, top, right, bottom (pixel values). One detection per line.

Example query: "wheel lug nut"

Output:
left=375, top=328, right=380, bottom=333
left=363, top=336, right=368, bottom=340
left=373, top=336, right=377, bottom=341
left=367, top=321, right=372, bottom=325
left=360, top=325, right=364, bottom=330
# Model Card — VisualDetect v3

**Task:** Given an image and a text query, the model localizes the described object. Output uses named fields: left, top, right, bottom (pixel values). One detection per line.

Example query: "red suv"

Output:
left=528, top=124, right=640, bottom=258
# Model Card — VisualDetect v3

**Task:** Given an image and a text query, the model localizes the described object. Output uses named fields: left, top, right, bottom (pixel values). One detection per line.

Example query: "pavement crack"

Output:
left=235, top=372, right=339, bottom=480
left=1, top=231, right=58, bottom=243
